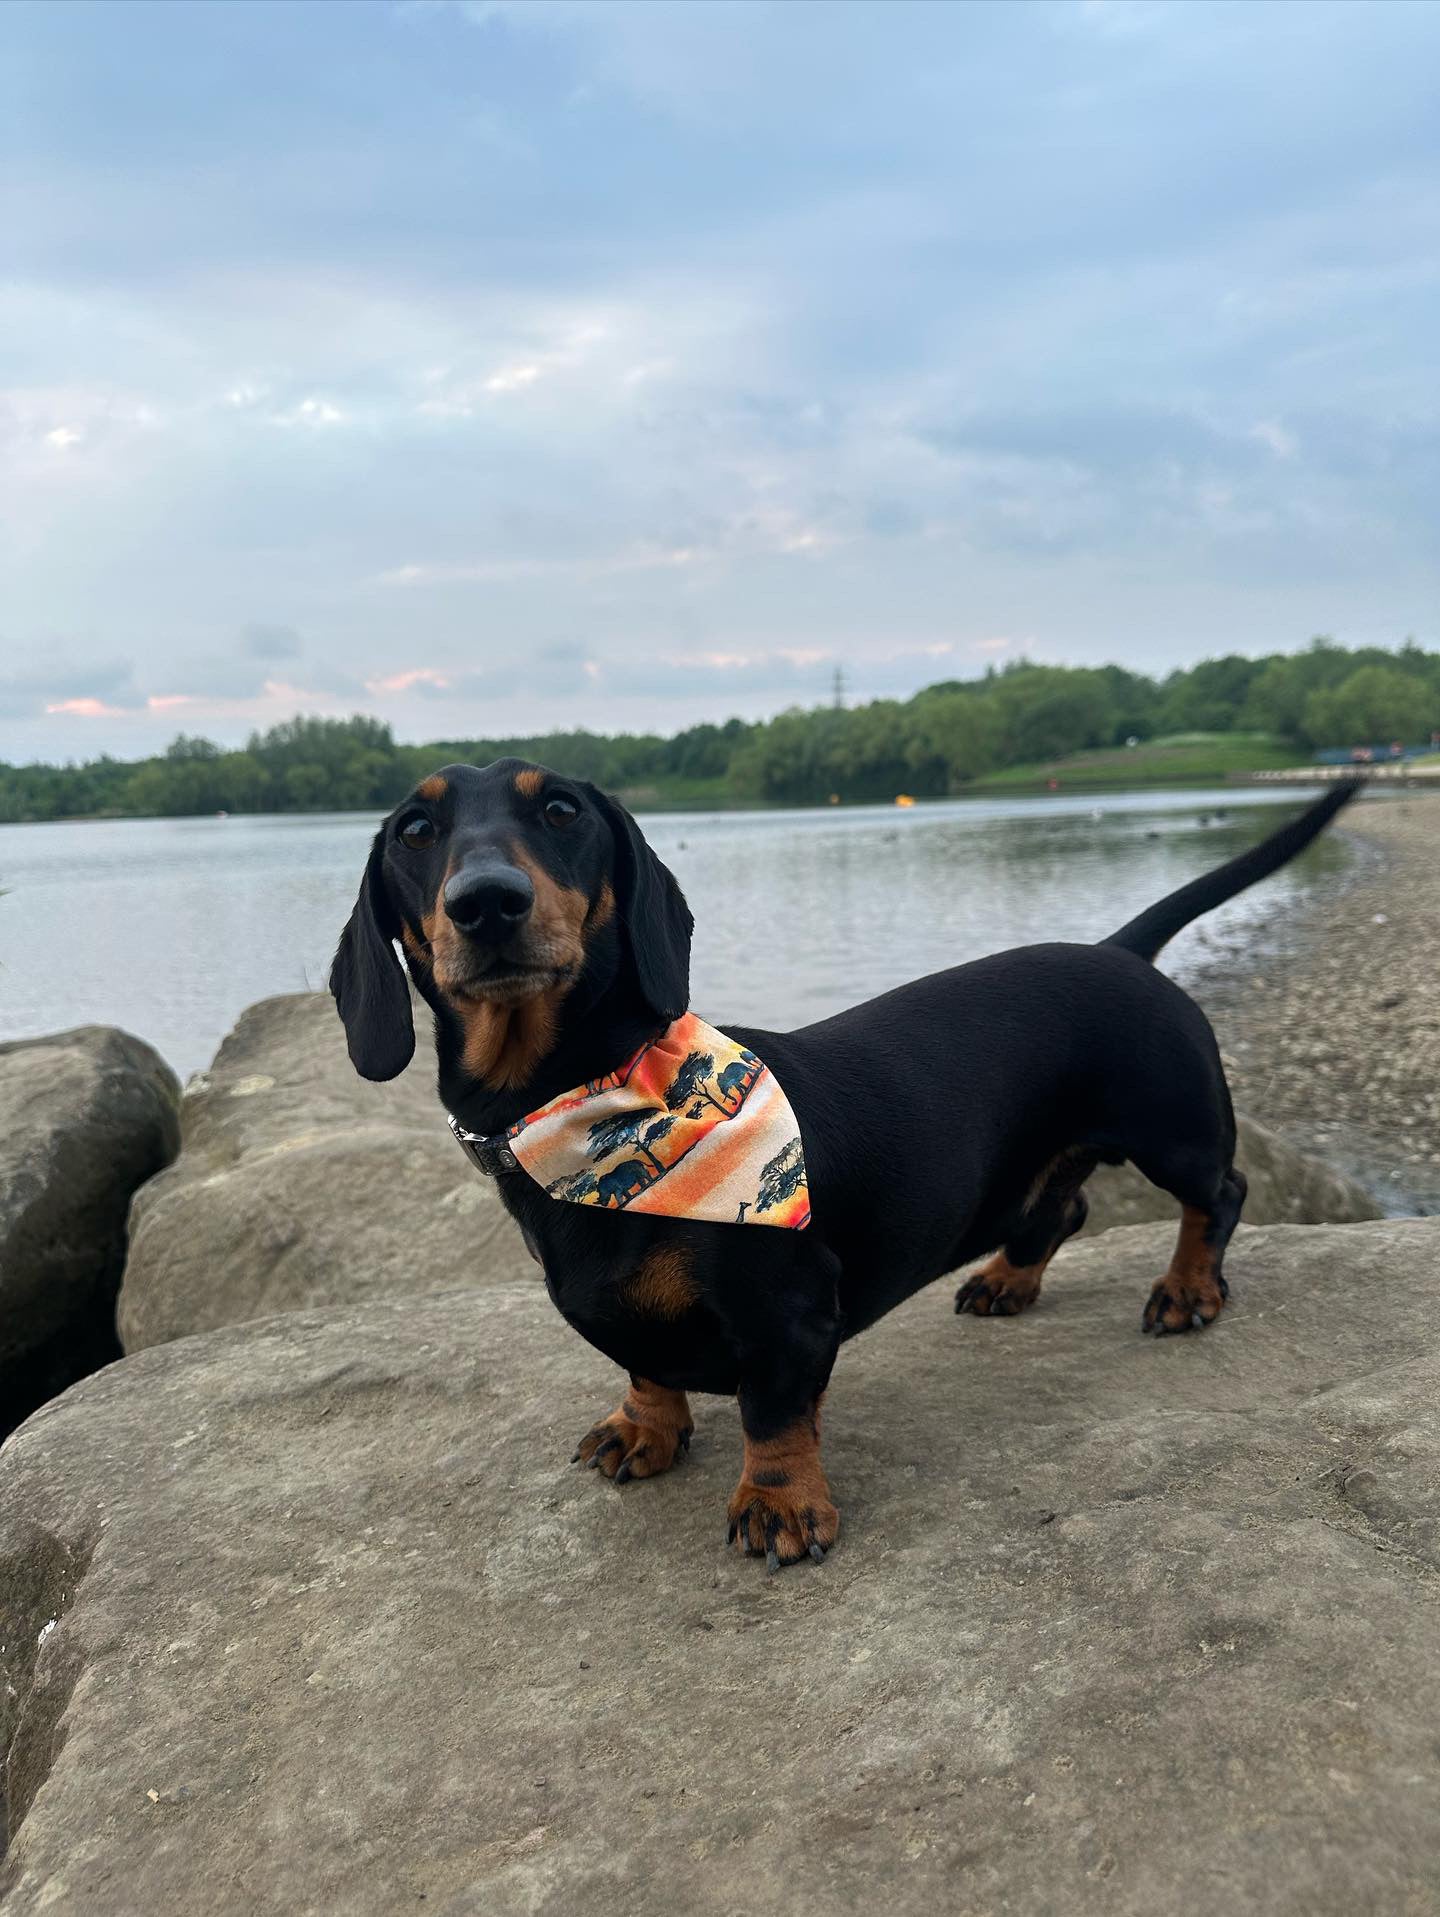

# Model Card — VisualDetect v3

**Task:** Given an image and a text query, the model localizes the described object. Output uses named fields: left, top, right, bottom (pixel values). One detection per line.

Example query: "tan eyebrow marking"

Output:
left=514, top=768, right=545, bottom=798
left=416, top=774, right=448, bottom=801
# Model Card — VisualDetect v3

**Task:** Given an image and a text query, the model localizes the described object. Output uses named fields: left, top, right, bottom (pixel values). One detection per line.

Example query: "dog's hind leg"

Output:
left=955, top=1152, right=1098, bottom=1318
left=1133, top=1159, right=1248, bottom=1335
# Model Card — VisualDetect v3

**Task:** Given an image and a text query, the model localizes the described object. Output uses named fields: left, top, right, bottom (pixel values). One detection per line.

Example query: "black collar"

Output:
left=446, top=1114, right=518, bottom=1178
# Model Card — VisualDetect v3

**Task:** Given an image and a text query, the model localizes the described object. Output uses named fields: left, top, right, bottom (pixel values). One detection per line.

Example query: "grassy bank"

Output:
left=614, top=735, right=1303, bottom=810
left=965, top=732, right=1300, bottom=793
left=607, top=775, right=736, bottom=811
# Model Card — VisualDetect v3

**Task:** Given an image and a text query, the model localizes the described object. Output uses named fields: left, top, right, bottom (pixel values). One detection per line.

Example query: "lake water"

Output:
left=0, top=787, right=1339, bottom=1082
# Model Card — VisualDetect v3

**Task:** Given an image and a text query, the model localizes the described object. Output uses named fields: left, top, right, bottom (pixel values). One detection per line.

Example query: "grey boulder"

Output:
left=4, top=1216, right=1439, bottom=1914
left=0, top=1027, right=179, bottom=1433
left=1082, top=1109, right=1379, bottom=1234
left=117, top=993, right=533, bottom=1351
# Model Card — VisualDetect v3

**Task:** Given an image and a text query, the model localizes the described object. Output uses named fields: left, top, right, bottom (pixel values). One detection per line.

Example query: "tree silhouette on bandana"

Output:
left=756, top=1138, right=805, bottom=1215
left=586, top=1110, right=678, bottom=1175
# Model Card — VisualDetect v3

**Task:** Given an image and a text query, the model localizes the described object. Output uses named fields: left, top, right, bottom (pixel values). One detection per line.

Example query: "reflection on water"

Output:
left=0, top=787, right=1341, bottom=1080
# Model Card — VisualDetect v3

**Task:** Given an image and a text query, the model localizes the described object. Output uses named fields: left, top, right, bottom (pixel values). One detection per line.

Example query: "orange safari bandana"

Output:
left=451, top=1013, right=810, bottom=1229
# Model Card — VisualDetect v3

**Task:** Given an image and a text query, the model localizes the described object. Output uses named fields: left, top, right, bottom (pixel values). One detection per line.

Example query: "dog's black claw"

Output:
left=766, top=1546, right=780, bottom=1574
left=809, top=1541, right=826, bottom=1562
left=615, top=1460, right=633, bottom=1484
left=570, top=1449, right=582, bottom=1463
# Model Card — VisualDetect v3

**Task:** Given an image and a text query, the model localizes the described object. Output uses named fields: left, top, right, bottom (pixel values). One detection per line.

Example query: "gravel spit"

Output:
left=1191, top=793, right=1440, bottom=1214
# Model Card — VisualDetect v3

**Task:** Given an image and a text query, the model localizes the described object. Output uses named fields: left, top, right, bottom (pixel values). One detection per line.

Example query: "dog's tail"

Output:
left=1102, top=779, right=1363, bottom=963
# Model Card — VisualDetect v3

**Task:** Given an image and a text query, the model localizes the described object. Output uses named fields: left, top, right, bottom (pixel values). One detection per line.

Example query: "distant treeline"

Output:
left=3, top=638, right=1440, bottom=823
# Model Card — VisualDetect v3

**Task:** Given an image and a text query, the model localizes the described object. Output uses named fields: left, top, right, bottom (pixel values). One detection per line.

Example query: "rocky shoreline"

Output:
left=1192, top=793, right=1440, bottom=1214
left=3, top=796, right=1439, bottom=1912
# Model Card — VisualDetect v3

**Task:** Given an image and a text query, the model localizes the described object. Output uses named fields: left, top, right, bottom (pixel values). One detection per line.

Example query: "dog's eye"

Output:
left=544, top=796, right=580, bottom=829
left=397, top=813, right=437, bottom=851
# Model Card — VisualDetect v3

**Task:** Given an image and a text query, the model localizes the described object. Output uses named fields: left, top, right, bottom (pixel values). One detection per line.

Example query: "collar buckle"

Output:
left=447, top=1114, right=519, bottom=1178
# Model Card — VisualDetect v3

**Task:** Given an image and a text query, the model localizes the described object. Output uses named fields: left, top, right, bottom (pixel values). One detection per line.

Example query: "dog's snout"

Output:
left=443, top=864, right=535, bottom=937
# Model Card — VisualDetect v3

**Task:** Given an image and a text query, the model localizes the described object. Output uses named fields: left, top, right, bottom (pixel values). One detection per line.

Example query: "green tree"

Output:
left=1157, top=654, right=1262, bottom=734
left=1300, top=667, right=1440, bottom=748
left=904, top=690, right=999, bottom=791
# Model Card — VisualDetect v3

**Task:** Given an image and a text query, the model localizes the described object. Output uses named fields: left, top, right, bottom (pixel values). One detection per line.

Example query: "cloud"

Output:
left=269, top=396, right=346, bottom=428
left=44, top=695, right=129, bottom=719
left=1, top=0, right=1437, bottom=767
left=0, top=658, right=142, bottom=720
left=240, top=623, right=303, bottom=660
left=157, top=657, right=276, bottom=702
left=361, top=649, right=605, bottom=704
left=483, top=363, right=542, bottom=395
left=365, top=667, right=455, bottom=695
left=153, top=657, right=366, bottom=704
left=1249, top=420, right=1299, bottom=461
left=0, top=648, right=367, bottom=747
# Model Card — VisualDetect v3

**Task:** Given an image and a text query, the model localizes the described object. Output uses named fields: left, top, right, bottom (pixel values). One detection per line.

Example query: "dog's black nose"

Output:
left=443, top=864, right=535, bottom=937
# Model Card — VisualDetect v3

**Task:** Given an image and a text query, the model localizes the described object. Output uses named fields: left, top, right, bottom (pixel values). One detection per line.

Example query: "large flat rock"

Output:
left=5, top=1217, right=1439, bottom=1914
left=0, top=1026, right=179, bottom=1432
left=117, top=993, right=1379, bottom=1352
left=117, top=993, right=533, bottom=1351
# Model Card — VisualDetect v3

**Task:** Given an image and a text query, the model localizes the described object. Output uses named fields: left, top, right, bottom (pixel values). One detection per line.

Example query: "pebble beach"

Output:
left=1194, top=793, right=1440, bottom=1214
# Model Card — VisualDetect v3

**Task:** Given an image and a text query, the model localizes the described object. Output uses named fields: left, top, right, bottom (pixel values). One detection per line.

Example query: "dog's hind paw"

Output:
left=1142, top=1271, right=1228, bottom=1335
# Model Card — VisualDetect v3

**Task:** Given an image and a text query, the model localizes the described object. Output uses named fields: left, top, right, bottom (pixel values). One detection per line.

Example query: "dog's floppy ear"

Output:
left=330, top=826, right=415, bottom=1081
left=587, top=786, right=693, bottom=1025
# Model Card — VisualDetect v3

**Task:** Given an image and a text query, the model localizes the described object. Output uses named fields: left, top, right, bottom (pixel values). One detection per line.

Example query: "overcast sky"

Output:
left=3, top=0, right=1438, bottom=762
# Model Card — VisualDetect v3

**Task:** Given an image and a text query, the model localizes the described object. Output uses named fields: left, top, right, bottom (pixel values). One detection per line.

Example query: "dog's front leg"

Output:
left=572, top=1376, right=693, bottom=1483
left=726, top=1278, right=841, bottom=1571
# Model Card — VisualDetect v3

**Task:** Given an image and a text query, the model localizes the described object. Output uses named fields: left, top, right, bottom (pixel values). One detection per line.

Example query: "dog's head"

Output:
left=330, top=759, right=693, bottom=1088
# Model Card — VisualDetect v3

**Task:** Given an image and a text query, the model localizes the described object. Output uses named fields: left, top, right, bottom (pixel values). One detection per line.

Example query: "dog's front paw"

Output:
left=572, top=1402, right=692, bottom=1483
left=727, top=1478, right=839, bottom=1572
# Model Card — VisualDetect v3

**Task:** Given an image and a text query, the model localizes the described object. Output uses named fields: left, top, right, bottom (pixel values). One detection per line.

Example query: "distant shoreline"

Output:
left=0, top=773, right=1335, bottom=831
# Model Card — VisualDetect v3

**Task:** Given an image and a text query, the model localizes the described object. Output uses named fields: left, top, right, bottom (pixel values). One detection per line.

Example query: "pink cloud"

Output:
left=364, top=667, right=452, bottom=695
left=259, top=679, right=337, bottom=705
left=45, top=696, right=127, bottom=718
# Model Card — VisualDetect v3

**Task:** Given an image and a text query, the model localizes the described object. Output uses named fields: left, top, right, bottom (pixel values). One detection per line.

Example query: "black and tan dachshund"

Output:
left=331, top=766, right=1358, bottom=1570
